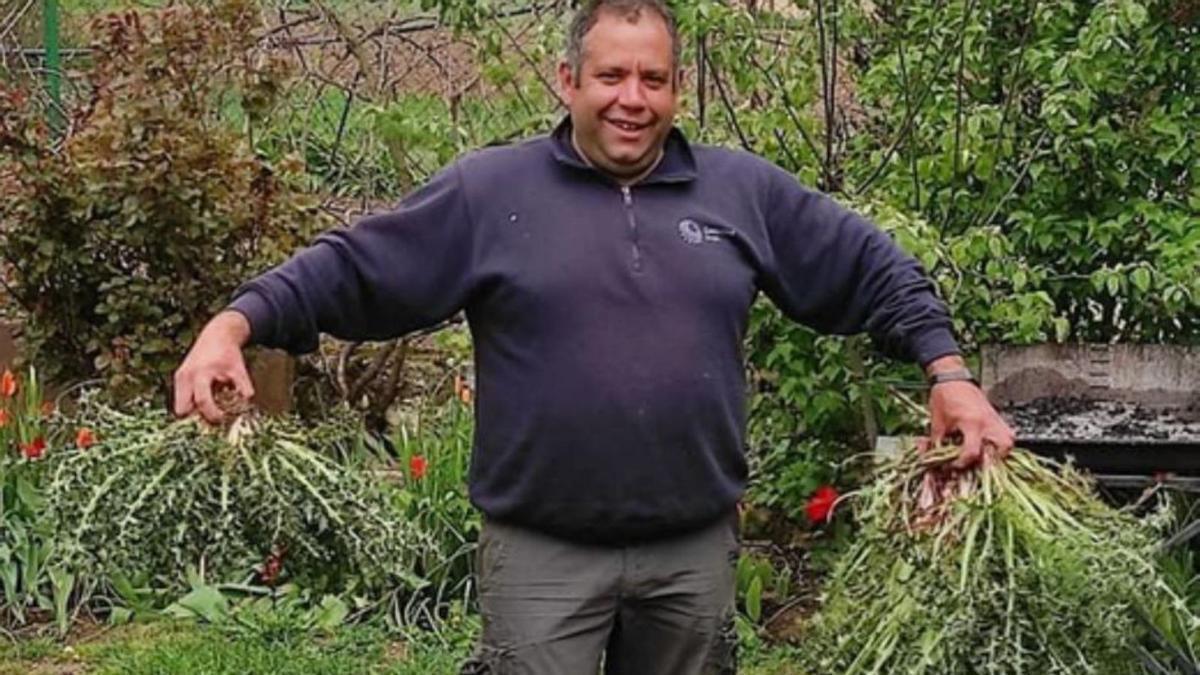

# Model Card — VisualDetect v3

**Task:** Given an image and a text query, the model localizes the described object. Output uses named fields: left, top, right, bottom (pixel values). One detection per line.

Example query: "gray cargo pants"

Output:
left=460, top=512, right=740, bottom=674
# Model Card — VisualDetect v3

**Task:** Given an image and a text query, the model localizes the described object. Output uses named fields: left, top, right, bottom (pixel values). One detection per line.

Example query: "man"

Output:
left=173, top=1, right=1014, bottom=672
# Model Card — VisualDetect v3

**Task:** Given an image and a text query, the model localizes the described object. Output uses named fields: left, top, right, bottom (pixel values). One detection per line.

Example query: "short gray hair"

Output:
left=565, top=0, right=681, bottom=84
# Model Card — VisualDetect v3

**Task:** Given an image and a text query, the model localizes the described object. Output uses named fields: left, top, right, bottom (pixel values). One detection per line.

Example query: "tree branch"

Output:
left=376, top=338, right=409, bottom=415
left=952, top=21, right=967, bottom=180
left=697, top=33, right=707, bottom=131
left=852, top=0, right=978, bottom=198
left=971, top=128, right=1049, bottom=230
left=704, top=50, right=753, bottom=152
left=896, top=28, right=921, bottom=210
left=335, top=341, right=358, bottom=399
left=815, top=0, right=834, bottom=188
left=749, top=53, right=823, bottom=164
left=494, top=15, right=565, bottom=109
left=773, top=127, right=802, bottom=172
left=312, top=0, right=380, bottom=97
left=348, top=339, right=400, bottom=404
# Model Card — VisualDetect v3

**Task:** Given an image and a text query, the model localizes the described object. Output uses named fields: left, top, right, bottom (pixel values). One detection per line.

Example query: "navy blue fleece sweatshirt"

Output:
left=230, top=117, right=959, bottom=545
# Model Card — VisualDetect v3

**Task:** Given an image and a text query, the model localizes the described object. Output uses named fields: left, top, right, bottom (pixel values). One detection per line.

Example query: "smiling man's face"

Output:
left=558, top=9, right=679, bottom=181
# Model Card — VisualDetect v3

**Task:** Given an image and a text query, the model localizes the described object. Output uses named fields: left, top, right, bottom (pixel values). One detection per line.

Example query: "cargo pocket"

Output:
left=476, top=520, right=509, bottom=595
left=702, top=610, right=738, bottom=675
left=459, top=644, right=516, bottom=674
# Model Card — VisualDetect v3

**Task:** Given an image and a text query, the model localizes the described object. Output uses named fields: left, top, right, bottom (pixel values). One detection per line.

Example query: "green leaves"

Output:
left=1131, top=267, right=1152, bottom=293
left=732, top=0, right=1196, bottom=510
left=310, top=595, right=350, bottom=631
left=165, top=584, right=242, bottom=625
left=735, top=552, right=787, bottom=625
left=389, top=394, right=480, bottom=626
left=745, top=576, right=763, bottom=624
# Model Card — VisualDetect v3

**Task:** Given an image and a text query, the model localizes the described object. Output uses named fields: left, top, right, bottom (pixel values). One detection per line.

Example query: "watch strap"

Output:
left=927, top=368, right=980, bottom=388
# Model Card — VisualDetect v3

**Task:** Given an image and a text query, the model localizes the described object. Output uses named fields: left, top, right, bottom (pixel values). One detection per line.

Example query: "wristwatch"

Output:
left=927, top=368, right=980, bottom=388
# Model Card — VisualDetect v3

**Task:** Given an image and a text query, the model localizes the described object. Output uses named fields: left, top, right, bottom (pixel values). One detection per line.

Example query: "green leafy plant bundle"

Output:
left=45, top=395, right=426, bottom=607
left=799, top=445, right=1198, bottom=674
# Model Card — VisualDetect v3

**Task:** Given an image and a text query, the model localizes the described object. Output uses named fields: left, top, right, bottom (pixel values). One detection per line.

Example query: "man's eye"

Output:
left=598, top=73, right=621, bottom=82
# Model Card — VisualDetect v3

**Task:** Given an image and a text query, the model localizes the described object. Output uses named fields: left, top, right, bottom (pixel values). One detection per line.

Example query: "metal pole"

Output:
left=43, top=0, right=62, bottom=132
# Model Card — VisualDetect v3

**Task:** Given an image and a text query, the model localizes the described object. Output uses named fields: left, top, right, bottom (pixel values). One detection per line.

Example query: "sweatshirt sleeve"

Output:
left=759, top=166, right=960, bottom=367
left=227, top=163, right=476, bottom=354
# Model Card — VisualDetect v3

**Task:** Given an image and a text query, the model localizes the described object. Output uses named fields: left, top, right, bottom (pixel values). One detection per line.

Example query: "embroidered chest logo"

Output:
left=677, top=218, right=727, bottom=245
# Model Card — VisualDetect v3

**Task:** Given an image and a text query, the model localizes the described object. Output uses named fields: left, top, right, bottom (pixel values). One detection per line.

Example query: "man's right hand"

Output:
left=173, top=310, right=255, bottom=423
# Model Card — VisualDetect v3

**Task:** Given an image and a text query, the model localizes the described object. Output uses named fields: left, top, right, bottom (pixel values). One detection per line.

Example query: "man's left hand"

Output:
left=925, top=356, right=1015, bottom=469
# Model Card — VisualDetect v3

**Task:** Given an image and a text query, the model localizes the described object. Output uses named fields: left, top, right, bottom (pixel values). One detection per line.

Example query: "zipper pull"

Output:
left=621, top=185, right=632, bottom=205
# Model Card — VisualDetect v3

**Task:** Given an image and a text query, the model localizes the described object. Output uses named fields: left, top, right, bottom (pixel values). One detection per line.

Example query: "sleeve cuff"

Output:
left=227, top=290, right=273, bottom=347
left=911, top=328, right=961, bottom=369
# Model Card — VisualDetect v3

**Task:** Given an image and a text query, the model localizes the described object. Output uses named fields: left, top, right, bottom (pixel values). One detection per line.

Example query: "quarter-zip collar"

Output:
left=549, top=115, right=698, bottom=186
left=570, top=130, right=664, bottom=186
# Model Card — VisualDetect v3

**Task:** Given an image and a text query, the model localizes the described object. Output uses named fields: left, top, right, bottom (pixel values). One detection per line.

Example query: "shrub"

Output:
left=0, top=0, right=325, bottom=398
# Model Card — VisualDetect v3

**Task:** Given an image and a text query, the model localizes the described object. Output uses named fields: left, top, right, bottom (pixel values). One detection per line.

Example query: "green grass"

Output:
left=0, top=636, right=61, bottom=666
left=0, top=616, right=805, bottom=674
left=0, top=621, right=402, bottom=675
left=94, top=628, right=388, bottom=674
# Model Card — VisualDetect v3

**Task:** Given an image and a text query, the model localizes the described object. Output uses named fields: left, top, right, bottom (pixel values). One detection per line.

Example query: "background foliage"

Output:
left=0, top=1, right=324, bottom=397
left=0, top=0, right=1196, bottom=662
left=2, top=0, right=1196, bottom=523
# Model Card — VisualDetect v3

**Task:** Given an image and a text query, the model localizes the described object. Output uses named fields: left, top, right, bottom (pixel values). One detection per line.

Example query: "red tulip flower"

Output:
left=76, top=427, right=96, bottom=450
left=0, top=409, right=8, bottom=428
left=262, top=549, right=286, bottom=586
left=409, top=455, right=428, bottom=480
left=0, top=370, right=16, bottom=398
left=454, top=374, right=473, bottom=405
left=806, top=485, right=840, bottom=525
left=21, top=436, right=46, bottom=460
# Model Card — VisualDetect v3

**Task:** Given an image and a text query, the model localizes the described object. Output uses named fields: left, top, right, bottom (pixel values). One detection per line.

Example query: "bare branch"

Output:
left=493, top=15, right=565, bottom=109
left=772, top=127, right=802, bottom=172
left=952, top=8, right=969, bottom=179
left=895, top=27, right=921, bottom=211
left=376, top=338, right=410, bottom=414
left=348, top=339, right=400, bottom=404
left=971, top=129, right=1050, bottom=231
left=696, top=33, right=707, bottom=131
left=311, top=0, right=380, bottom=97
left=704, top=50, right=753, bottom=152
left=830, top=0, right=840, bottom=187
left=749, top=53, right=823, bottom=166
left=853, top=0, right=978, bottom=199
left=335, top=341, right=359, bottom=399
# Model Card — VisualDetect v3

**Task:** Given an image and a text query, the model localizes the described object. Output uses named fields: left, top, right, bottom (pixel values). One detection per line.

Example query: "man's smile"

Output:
left=605, top=117, right=650, bottom=134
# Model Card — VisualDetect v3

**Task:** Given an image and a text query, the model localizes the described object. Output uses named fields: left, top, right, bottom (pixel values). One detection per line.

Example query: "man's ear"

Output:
left=557, top=61, right=576, bottom=105
left=674, top=67, right=687, bottom=92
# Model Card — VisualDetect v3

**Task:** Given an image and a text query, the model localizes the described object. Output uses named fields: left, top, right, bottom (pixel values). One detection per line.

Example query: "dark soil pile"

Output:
left=1005, top=397, right=1200, bottom=440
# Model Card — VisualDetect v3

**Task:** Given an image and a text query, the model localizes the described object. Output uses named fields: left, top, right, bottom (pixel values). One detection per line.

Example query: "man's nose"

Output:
left=617, top=78, right=647, bottom=108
